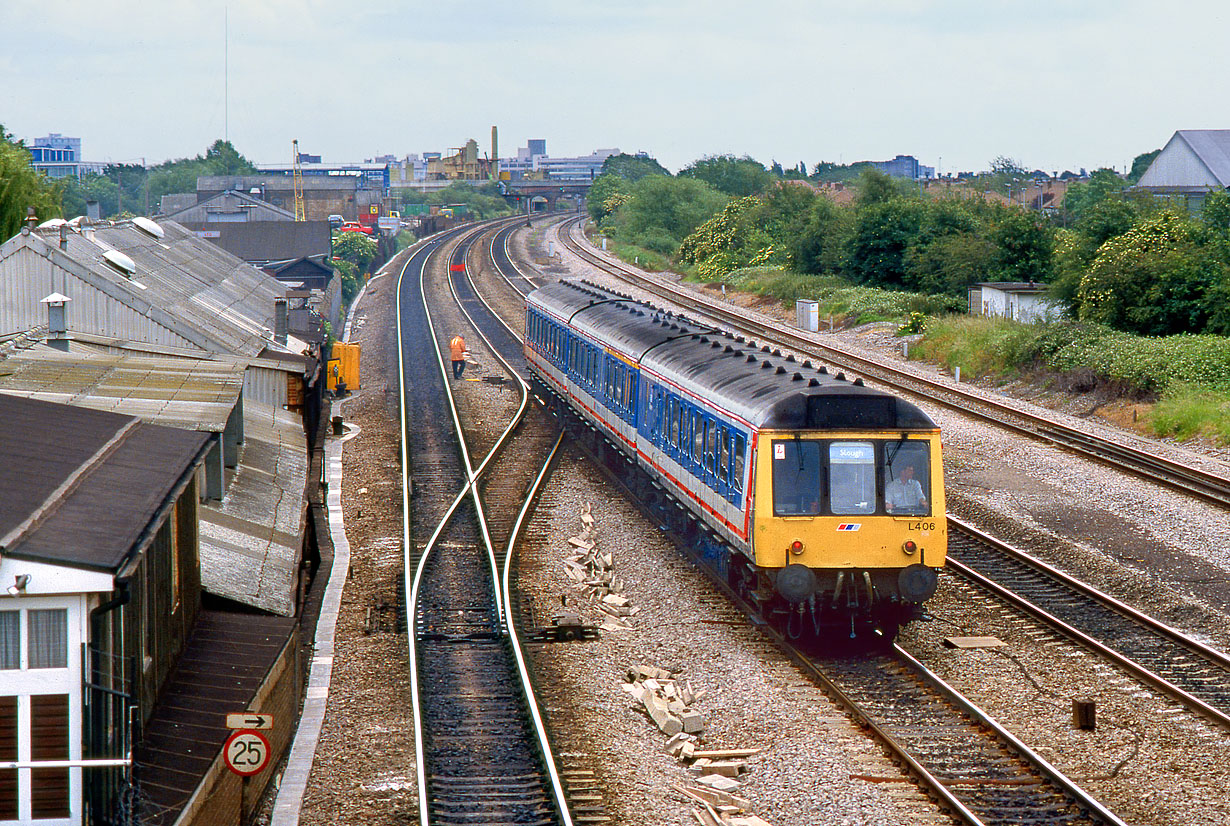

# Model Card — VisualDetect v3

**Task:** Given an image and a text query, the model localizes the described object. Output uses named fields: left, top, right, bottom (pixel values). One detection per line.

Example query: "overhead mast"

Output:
left=292, top=139, right=305, bottom=221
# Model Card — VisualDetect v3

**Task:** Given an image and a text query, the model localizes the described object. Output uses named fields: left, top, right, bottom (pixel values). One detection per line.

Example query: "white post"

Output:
left=601, top=238, right=607, bottom=251
left=902, top=341, right=909, bottom=359
left=954, top=366, right=961, bottom=382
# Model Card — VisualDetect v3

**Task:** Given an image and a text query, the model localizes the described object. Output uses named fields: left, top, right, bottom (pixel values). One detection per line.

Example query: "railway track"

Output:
left=398, top=219, right=573, bottom=825
left=945, top=517, right=1230, bottom=731
left=557, top=218, right=1230, bottom=509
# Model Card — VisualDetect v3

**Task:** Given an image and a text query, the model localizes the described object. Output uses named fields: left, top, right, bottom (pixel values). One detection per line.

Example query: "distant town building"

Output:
left=500, top=140, right=620, bottom=181
left=868, top=154, right=935, bottom=180
left=1134, top=129, right=1230, bottom=210
left=26, top=133, right=109, bottom=178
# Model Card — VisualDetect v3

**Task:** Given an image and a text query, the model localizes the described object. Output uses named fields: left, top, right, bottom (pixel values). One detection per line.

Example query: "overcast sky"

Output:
left=2, top=1, right=1225, bottom=175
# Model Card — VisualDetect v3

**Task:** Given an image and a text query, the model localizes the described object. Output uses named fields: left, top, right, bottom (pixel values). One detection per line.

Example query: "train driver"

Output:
left=885, top=463, right=928, bottom=514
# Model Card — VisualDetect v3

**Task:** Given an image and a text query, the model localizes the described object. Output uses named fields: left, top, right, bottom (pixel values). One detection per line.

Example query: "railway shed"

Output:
left=0, top=217, right=332, bottom=825
left=0, top=345, right=313, bottom=824
left=0, top=393, right=211, bottom=824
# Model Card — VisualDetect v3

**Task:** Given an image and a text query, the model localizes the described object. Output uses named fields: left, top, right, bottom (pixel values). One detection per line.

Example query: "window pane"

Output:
left=885, top=441, right=931, bottom=515
left=719, top=428, right=730, bottom=482
left=733, top=435, right=746, bottom=492
left=28, top=609, right=67, bottom=669
left=829, top=441, right=876, bottom=515
left=0, top=613, right=17, bottom=670
left=30, top=694, right=69, bottom=818
left=772, top=440, right=822, bottom=515
left=0, top=696, right=15, bottom=819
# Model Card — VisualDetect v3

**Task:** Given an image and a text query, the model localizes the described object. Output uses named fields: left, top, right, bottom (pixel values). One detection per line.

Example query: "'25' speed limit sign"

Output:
left=224, top=729, right=271, bottom=776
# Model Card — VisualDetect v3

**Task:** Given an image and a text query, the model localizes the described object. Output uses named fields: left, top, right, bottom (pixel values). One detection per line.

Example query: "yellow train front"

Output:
left=740, top=412, right=946, bottom=640
left=524, top=280, right=945, bottom=642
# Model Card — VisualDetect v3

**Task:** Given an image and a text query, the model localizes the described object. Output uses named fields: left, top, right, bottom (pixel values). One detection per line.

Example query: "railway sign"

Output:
left=223, top=730, right=271, bottom=776
left=226, top=713, right=274, bottom=731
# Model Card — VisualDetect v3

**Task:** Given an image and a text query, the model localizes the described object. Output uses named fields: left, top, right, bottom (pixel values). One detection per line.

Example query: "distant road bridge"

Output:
left=499, top=179, right=591, bottom=212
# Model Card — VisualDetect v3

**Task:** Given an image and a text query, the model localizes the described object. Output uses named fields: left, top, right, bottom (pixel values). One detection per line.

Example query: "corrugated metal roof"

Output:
left=0, top=394, right=208, bottom=571
left=0, top=347, right=244, bottom=432
left=199, top=398, right=307, bottom=616
left=20, top=219, right=298, bottom=359
left=1178, top=130, right=1230, bottom=187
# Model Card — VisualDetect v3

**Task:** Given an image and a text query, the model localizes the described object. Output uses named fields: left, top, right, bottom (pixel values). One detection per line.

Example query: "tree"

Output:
left=608, top=175, right=728, bottom=252
left=847, top=199, right=926, bottom=288
left=991, top=209, right=1053, bottom=284
left=678, top=155, right=773, bottom=197
left=854, top=167, right=904, bottom=208
left=0, top=125, right=62, bottom=238
left=785, top=193, right=850, bottom=275
left=587, top=173, right=627, bottom=221
left=1128, top=148, right=1161, bottom=183
left=905, top=232, right=997, bottom=295
left=1077, top=212, right=1225, bottom=335
left=1062, top=168, right=1127, bottom=224
left=599, top=153, right=669, bottom=182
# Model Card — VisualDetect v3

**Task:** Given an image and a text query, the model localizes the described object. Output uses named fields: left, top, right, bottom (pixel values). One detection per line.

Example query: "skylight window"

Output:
left=132, top=216, right=165, bottom=239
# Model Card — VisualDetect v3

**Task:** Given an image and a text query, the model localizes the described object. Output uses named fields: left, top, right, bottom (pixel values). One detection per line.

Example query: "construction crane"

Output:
left=292, top=139, right=305, bottom=221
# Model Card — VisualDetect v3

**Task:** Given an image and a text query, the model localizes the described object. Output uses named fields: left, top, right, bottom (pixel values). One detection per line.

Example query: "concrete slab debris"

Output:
left=943, top=636, right=1007, bottom=649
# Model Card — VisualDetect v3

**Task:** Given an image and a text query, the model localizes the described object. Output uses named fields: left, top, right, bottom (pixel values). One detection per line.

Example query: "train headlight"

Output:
left=790, top=539, right=805, bottom=556
left=902, top=540, right=918, bottom=556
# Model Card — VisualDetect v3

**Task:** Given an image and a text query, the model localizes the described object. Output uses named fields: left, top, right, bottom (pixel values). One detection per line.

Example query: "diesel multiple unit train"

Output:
left=524, top=280, right=946, bottom=639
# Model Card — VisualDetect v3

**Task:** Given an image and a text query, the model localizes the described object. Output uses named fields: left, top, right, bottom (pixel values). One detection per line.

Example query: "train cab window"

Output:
left=733, top=434, right=746, bottom=493
left=884, top=441, right=931, bottom=515
left=772, top=439, right=821, bottom=515
left=829, top=441, right=876, bottom=515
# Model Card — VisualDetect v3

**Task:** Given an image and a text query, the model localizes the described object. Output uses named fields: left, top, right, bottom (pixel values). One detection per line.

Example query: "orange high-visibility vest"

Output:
left=449, top=336, right=466, bottom=361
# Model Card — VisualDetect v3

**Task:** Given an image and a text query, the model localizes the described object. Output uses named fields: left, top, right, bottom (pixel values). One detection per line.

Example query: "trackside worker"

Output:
left=449, top=335, right=467, bottom=379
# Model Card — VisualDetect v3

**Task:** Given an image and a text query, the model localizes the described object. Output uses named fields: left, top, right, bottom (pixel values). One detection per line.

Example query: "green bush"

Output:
left=1148, top=386, right=1230, bottom=443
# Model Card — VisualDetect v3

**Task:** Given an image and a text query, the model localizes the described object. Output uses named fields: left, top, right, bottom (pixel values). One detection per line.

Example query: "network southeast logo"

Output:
left=836, top=524, right=861, bottom=531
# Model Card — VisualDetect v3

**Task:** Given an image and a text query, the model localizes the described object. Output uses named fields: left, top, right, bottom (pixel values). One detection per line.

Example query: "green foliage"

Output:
left=332, top=231, right=378, bottom=272
left=0, top=126, right=63, bottom=237
left=991, top=209, right=1053, bottom=283
left=1148, top=386, right=1230, bottom=443
left=898, top=312, right=928, bottom=335
left=854, top=167, right=908, bottom=207
left=718, top=267, right=962, bottom=323
left=1078, top=212, right=1228, bottom=335
left=917, top=315, right=1230, bottom=395
left=785, top=192, right=852, bottom=275
left=600, top=153, right=669, bottom=182
left=1128, top=149, right=1161, bottom=183
left=587, top=173, right=627, bottom=221
left=606, top=174, right=728, bottom=253
left=847, top=198, right=926, bottom=288
left=1062, top=168, right=1128, bottom=224
left=398, top=181, right=511, bottom=219
left=677, top=196, right=781, bottom=278
left=333, top=259, right=361, bottom=305
left=904, top=231, right=997, bottom=294
left=678, top=155, right=773, bottom=197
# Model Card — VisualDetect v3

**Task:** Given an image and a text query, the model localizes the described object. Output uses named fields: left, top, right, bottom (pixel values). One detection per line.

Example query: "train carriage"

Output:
left=525, top=280, right=945, bottom=640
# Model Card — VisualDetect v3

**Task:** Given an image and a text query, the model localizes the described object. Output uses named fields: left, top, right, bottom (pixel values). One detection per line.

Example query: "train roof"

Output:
left=527, top=281, right=936, bottom=431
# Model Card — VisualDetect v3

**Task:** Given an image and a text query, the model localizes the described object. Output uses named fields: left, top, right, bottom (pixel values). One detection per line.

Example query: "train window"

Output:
left=705, top=421, right=716, bottom=475
left=668, top=399, right=679, bottom=447
left=719, top=427, right=730, bottom=483
left=772, top=439, right=821, bottom=516
left=829, top=441, right=876, bottom=515
left=884, top=441, right=930, bottom=515
left=692, top=412, right=704, bottom=465
left=733, top=434, right=746, bottom=493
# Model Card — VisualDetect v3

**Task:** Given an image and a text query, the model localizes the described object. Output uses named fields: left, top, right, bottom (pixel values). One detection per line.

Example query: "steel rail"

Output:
left=946, top=515, right=1230, bottom=731
left=557, top=218, right=1230, bottom=509
left=447, top=224, right=576, bottom=823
